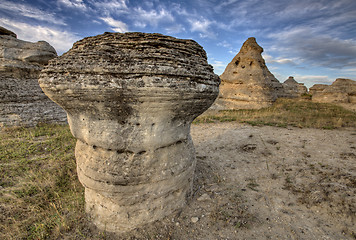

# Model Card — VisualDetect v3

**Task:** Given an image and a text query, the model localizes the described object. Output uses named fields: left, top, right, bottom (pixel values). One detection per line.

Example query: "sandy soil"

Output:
left=107, top=122, right=356, bottom=240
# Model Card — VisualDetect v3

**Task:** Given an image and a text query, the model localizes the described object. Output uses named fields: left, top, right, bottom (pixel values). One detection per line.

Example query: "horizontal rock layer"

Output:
left=312, top=78, right=356, bottom=104
left=40, top=32, right=219, bottom=151
left=0, top=30, right=66, bottom=128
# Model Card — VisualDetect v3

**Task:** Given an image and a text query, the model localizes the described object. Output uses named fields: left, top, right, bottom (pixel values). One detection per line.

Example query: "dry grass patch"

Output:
left=0, top=124, right=108, bottom=239
left=194, top=98, right=356, bottom=129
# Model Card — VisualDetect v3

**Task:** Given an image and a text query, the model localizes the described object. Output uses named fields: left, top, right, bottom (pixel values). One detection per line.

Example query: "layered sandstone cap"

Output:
left=39, top=32, right=220, bottom=152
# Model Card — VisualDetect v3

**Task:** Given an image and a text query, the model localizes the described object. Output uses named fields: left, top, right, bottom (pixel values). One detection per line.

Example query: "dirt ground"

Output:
left=100, top=122, right=356, bottom=240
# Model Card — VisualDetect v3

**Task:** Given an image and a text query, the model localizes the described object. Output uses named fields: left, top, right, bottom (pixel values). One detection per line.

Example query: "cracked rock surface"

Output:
left=39, top=32, right=220, bottom=233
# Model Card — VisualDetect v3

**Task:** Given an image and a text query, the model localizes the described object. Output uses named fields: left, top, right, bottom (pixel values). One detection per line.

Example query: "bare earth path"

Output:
left=118, top=122, right=356, bottom=239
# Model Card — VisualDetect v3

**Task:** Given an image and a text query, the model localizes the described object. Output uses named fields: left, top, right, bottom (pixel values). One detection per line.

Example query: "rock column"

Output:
left=39, top=32, right=220, bottom=232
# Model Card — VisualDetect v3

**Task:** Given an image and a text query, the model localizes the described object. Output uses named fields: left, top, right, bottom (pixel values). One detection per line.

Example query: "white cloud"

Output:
left=0, top=0, right=66, bottom=25
left=0, top=18, right=80, bottom=54
left=90, top=0, right=127, bottom=10
left=100, top=17, right=128, bottom=33
left=216, top=0, right=241, bottom=9
left=89, top=0, right=128, bottom=16
left=187, top=18, right=217, bottom=39
left=133, top=7, right=174, bottom=28
left=172, top=3, right=190, bottom=17
left=165, top=24, right=186, bottom=34
left=217, top=40, right=232, bottom=48
left=341, top=68, right=356, bottom=74
left=263, top=53, right=297, bottom=65
left=58, top=0, right=87, bottom=10
left=189, top=18, right=212, bottom=33
left=229, top=50, right=238, bottom=55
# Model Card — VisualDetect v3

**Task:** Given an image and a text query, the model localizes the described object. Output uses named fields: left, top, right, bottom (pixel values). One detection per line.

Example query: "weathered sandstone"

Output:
left=39, top=32, right=220, bottom=233
left=0, top=27, right=66, bottom=127
left=212, top=37, right=285, bottom=109
left=312, top=78, right=356, bottom=104
left=282, top=76, right=308, bottom=98
left=309, top=84, right=328, bottom=95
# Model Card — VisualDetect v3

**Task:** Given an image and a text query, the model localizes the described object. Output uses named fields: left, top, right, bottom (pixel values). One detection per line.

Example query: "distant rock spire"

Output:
left=284, top=76, right=298, bottom=85
left=214, top=37, right=285, bottom=109
left=282, top=76, right=308, bottom=98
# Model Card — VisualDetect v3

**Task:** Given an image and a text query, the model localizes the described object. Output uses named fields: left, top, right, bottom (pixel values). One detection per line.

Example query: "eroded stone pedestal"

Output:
left=39, top=32, right=220, bottom=232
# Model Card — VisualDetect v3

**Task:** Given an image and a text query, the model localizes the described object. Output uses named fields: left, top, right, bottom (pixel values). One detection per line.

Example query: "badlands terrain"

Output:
left=1, top=121, right=355, bottom=239
left=1, top=27, right=355, bottom=239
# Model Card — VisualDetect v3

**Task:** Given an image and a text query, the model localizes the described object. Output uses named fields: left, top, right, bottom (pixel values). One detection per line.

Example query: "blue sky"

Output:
left=1, top=0, right=355, bottom=87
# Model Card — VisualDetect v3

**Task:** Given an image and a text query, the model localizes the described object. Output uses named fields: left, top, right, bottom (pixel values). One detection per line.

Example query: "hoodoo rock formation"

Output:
left=0, top=26, right=66, bottom=127
left=282, top=76, right=308, bottom=98
left=39, top=32, right=220, bottom=233
left=213, top=37, right=285, bottom=109
left=312, top=78, right=356, bottom=104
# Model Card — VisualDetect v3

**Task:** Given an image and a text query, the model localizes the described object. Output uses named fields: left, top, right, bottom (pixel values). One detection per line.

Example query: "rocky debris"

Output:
left=197, top=193, right=211, bottom=201
left=212, top=37, right=285, bottom=110
left=312, top=78, right=356, bottom=104
left=309, top=84, right=328, bottom=95
left=0, top=26, right=66, bottom=127
left=191, top=217, right=199, bottom=223
left=39, top=32, right=220, bottom=233
left=282, top=76, right=308, bottom=98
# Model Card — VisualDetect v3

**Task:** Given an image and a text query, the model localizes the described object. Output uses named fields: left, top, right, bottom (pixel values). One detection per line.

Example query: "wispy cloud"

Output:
left=263, top=54, right=298, bottom=66
left=133, top=7, right=174, bottom=28
left=187, top=18, right=217, bottom=38
left=0, top=0, right=66, bottom=25
left=268, top=26, right=356, bottom=68
left=189, top=18, right=211, bottom=33
left=217, top=41, right=232, bottom=48
left=0, top=18, right=80, bottom=54
left=165, top=24, right=186, bottom=34
left=90, top=0, right=128, bottom=14
left=100, top=17, right=128, bottom=32
left=58, top=0, right=87, bottom=10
